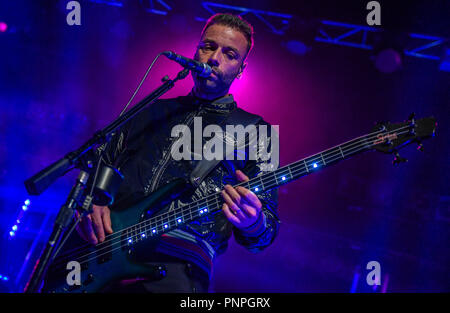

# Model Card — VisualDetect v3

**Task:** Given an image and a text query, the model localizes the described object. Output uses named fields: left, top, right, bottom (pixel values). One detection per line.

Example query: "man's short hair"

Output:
left=201, top=13, right=254, bottom=58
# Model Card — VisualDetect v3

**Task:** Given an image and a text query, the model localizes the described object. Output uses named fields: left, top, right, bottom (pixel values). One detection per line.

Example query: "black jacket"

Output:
left=101, top=94, right=280, bottom=262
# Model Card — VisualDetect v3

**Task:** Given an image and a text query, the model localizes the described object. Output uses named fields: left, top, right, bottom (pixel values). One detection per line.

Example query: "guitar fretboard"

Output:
left=123, top=129, right=380, bottom=245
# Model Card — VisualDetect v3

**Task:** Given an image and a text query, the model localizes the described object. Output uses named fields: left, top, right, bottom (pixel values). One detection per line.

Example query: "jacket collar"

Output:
left=183, top=91, right=237, bottom=113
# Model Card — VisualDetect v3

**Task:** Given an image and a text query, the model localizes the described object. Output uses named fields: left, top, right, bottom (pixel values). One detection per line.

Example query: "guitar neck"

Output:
left=123, top=129, right=381, bottom=244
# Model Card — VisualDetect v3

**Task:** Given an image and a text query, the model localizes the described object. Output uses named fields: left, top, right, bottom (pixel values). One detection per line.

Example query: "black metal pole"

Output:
left=24, top=69, right=189, bottom=196
left=24, top=171, right=89, bottom=293
left=23, top=69, right=190, bottom=292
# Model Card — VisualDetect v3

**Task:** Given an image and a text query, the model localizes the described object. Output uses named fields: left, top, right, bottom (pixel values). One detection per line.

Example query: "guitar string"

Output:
left=51, top=125, right=387, bottom=264
left=51, top=125, right=410, bottom=267
left=50, top=126, right=413, bottom=270
left=69, top=129, right=412, bottom=268
left=52, top=127, right=415, bottom=273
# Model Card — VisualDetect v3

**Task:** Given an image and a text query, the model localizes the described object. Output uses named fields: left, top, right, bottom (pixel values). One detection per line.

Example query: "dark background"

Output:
left=0, top=0, right=448, bottom=292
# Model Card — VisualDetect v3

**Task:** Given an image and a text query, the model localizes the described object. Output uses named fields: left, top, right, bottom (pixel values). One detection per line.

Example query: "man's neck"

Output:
left=192, top=86, right=229, bottom=102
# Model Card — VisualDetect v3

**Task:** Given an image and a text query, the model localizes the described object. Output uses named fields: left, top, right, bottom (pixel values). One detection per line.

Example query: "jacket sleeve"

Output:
left=232, top=123, right=281, bottom=253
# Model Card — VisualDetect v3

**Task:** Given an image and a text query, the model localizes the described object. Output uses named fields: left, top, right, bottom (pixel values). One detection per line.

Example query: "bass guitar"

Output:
left=41, top=114, right=436, bottom=293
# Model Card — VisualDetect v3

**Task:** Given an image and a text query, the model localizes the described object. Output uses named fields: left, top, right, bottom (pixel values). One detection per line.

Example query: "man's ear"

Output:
left=236, top=62, right=247, bottom=79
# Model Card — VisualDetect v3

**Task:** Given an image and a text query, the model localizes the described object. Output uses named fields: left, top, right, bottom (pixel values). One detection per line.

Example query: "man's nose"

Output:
left=207, top=50, right=220, bottom=67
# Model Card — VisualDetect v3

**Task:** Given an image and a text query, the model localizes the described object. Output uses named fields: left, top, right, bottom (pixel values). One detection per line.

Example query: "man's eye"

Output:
left=226, top=53, right=235, bottom=59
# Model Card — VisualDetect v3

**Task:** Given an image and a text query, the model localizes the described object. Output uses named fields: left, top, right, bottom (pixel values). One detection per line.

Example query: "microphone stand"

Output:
left=23, top=68, right=190, bottom=293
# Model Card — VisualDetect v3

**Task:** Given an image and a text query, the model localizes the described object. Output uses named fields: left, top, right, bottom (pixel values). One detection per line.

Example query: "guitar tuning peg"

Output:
left=392, top=151, right=408, bottom=166
left=407, top=112, right=416, bottom=135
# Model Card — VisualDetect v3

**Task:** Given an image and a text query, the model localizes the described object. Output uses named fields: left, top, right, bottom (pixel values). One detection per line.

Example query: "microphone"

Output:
left=162, top=51, right=212, bottom=78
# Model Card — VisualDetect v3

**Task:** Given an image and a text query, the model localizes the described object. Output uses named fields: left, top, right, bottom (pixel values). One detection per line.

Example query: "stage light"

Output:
left=0, top=22, right=7, bottom=33
left=10, top=198, right=32, bottom=238
left=374, top=48, right=402, bottom=73
left=285, top=40, right=310, bottom=56
left=313, top=163, right=318, bottom=168
left=439, top=48, right=450, bottom=72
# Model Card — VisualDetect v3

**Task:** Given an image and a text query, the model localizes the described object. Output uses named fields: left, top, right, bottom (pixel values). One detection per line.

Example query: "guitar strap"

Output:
left=189, top=107, right=262, bottom=188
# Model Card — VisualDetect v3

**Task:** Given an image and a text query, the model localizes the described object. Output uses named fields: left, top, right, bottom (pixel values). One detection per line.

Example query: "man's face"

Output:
left=193, top=24, right=248, bottom=98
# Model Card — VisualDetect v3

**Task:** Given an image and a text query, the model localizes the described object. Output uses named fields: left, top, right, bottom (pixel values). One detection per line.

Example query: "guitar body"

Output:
left=42, top=178, right=188, bottom=293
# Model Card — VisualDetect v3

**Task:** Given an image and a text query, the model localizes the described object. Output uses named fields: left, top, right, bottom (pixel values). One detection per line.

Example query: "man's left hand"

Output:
left=221, top=170, right=263, bottom=229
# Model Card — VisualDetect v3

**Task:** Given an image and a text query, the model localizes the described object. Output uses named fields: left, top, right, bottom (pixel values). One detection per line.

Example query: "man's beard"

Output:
left=193, top=68, right=237, bottom=96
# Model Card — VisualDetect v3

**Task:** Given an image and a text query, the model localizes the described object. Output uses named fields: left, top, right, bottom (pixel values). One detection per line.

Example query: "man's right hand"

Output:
left=76, top=205, right=113, bottom=245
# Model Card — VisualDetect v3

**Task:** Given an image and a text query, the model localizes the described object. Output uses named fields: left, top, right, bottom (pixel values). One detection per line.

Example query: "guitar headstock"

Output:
left=371, top=113, right=437, bottom=165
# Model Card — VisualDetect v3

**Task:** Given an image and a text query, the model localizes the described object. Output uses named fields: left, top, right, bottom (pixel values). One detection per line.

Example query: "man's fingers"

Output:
left=221, top=190, right=249, bottom=219
left=239, top=203, right=258, bottom=219
left=102, top=208, right=113, bottom=234
left=91, top=210, right=106, bottom=243
left=224, top=185, right=242, bottom=206
left=221, top=203, right=240, bottom=225
left=80, top=215, right=98, bottom=245
left=236, top=186, right=262, bottom=209
left=75, top=223, right=88, bottom=242
left=235, top=170, right=249, bottom=182
left=221, top=190, right=239, bottom=212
